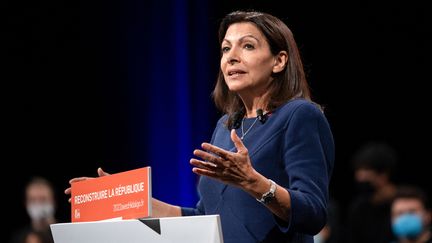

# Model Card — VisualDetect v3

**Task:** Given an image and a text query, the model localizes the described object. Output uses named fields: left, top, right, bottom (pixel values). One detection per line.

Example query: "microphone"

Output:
left=257, top=109, right=268, bottom=124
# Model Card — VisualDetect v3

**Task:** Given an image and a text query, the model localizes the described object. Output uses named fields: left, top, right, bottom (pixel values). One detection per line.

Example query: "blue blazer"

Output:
left=182, top=99, right=335, bottom=243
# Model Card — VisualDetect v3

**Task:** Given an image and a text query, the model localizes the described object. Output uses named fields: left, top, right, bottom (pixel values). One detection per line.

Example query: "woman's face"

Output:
left=220, top=22, right=277, bottom=95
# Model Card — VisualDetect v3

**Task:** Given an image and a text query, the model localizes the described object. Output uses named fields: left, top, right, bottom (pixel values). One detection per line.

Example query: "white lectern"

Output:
left=51, top=215, right=223, bottom=243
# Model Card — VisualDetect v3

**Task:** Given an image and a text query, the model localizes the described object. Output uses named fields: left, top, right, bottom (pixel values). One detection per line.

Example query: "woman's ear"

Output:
left=272, top=51, right=288, bottom=74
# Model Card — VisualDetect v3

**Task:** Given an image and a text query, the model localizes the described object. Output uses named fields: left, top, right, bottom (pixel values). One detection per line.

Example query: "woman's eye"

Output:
left=221, top=46, right=230, bottom=53
left=244, top=44, right=254, bottom=50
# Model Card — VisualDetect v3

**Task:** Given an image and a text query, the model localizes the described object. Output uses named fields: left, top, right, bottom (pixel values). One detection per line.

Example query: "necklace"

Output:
left=241, top=117, right=259, bottom=140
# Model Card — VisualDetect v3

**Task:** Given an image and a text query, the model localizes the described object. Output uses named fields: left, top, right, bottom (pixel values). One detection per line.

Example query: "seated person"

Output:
left=391, top=185, right=431, bottom=243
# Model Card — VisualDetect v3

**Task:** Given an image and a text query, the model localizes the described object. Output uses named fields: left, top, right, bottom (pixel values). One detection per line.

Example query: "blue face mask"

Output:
left=392, top=213, right=423, bottom=239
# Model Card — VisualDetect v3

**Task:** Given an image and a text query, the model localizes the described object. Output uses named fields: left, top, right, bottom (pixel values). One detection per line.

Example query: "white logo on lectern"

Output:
left=75, top=209, right=80, bottom=219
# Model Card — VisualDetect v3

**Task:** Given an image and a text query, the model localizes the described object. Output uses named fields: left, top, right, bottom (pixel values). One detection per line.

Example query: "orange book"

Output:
left=71, top=166, right=151, bottom=222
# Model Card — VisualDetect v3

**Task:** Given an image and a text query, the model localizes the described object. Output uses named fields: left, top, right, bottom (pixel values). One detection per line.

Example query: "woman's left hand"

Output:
left=190, top=129, right=259, bottom=189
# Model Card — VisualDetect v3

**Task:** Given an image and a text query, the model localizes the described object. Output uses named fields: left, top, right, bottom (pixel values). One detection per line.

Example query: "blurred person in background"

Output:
left=9, top=177, right=56, bottom=243
left=19, top=230, right=52, bottom=243
left=391, top=185, right=431, bottom=243
left=346, top=141, right=398, bottom=243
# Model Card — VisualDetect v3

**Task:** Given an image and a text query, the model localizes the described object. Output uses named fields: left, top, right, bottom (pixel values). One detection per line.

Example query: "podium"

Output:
left=50, top=215, right=223, bottom=243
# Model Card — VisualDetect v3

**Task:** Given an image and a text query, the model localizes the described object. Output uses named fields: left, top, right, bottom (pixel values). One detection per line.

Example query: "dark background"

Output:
left=4, top=0, right=431, bottom=241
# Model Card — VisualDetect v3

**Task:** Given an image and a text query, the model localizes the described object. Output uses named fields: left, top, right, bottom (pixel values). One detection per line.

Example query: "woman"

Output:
left=66, top=10, right=334, bottom=243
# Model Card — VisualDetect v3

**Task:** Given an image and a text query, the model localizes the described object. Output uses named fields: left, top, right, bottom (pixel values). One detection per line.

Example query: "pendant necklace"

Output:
left=240, top=117, right=259, bottom=140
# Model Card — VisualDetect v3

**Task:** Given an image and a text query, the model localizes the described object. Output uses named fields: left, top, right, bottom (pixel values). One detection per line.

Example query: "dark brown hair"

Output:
left=212, top=10, right=312, bottom=128
left=393, top=185, right=430, bottom=209
left=351, top=142, right=398, bottom=175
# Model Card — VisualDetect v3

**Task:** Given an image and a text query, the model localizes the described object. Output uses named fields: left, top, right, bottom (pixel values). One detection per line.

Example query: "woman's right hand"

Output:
left=64, top=167, right=110, bottom=202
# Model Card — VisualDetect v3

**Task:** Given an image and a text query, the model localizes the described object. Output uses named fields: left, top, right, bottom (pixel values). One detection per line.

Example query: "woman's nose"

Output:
left=228, top=57, right=239, bottom=65
left=226, top=48, right=240, bottom=65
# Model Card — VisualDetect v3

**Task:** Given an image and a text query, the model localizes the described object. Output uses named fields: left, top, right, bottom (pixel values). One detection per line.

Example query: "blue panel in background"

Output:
left=126, top=0, right=213, bottom=208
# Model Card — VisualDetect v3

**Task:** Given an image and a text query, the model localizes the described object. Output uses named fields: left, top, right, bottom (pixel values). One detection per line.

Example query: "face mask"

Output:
left=355, top=181, right=375, bottom=197
left=392, top=213, right=423, bottom=239
left=313, top=233, right=323, bottom=243
left=26, top=203, right=55, bottom=221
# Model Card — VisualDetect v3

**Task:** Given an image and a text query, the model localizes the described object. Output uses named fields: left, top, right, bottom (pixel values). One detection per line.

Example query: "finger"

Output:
left=193, top=149, right=224, bottom=165
left=68, top=198, right=71, bottom=203
left=201, top=143, right=233, bottom=160
left=231, top=129, right=247, bottom=154
left=192, top=167, right=218, bottom=178
left=98, top=167, right=110, bottom=177
left=69, top=177, right=92, bottom=184
left=65, top=187, right=71, bottom=195
left=190, top=158, right=218, bottom=169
